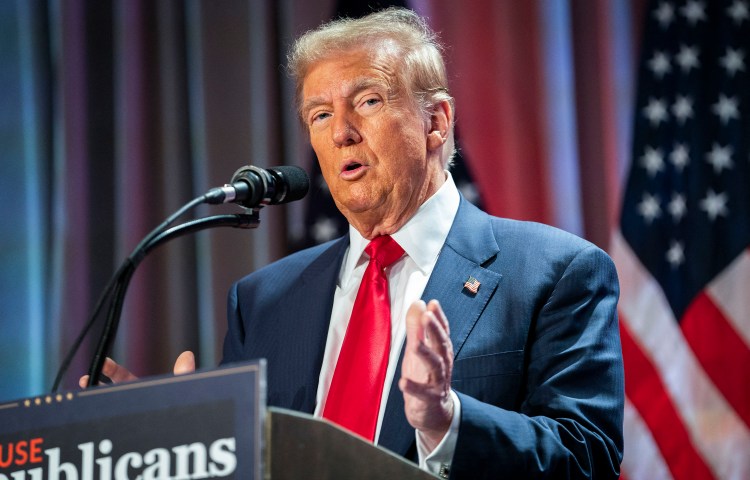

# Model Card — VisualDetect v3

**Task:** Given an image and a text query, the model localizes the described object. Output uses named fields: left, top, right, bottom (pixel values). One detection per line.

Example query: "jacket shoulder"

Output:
left=234, top=236, right=348, bottom=289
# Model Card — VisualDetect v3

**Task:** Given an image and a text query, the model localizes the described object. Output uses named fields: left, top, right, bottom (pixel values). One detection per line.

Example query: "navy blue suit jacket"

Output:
left=222, top=197, right=624, bottom=479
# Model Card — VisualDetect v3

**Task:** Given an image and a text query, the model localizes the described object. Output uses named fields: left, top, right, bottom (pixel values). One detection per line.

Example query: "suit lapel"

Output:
left=426, top=196, right=503, bottom=360
left=378, top=198, right=502, bottom=455
left=269, top=236, right=349, bottom=413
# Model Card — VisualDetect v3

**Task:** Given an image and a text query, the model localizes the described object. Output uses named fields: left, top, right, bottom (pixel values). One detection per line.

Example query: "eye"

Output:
left=358, top=95, right=382, bottom=111
left=310, top=111, right=331, bottom=125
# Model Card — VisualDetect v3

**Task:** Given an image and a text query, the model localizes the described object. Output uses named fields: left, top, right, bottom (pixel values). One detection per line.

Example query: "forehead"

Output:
left=303, top=49, right=396, bottom=92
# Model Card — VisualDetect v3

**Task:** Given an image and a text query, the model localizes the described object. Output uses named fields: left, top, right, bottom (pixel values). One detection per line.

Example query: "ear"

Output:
left=426, top=100, right=453, bottom=152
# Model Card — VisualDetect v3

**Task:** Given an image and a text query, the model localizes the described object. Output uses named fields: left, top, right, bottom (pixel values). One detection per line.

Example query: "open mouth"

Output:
left=340, top=160, right=368, bottom=179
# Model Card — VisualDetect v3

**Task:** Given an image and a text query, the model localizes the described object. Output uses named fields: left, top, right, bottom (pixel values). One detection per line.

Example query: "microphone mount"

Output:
left=51, top=165, right=308, bottom=392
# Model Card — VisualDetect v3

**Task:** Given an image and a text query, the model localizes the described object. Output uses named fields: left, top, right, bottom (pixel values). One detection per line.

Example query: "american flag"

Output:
left=463, top=276, right=480, bottom=295
left=611, top=1, right=750, bottom=479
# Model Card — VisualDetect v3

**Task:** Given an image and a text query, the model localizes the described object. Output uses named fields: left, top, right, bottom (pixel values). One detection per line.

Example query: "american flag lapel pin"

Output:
left=463, top=276, right=480, bottom=294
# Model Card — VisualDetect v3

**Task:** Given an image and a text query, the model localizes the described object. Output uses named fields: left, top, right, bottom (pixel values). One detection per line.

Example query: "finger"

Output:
left=416, top=341, right=449, bottom=384
left=426, top=299, right=450, bottom=336
left=398, top=377, right=433, bottom=398
left=173, top=351, right=196, bottom=375
left=78, top=372, right=115, bottom=389
left=405, top=300, right=427, bottom=346
left=398, top=377, right=447, bottom=401
left=101, top=357, right=138, bottom=383
left=405, top=307, right=451, bottom=382
left=403, top=336, right=448, bottom=386
left=422, top=311, right=453, bottom=362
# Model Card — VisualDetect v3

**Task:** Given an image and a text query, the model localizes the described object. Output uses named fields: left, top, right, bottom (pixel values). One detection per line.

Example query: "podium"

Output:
left=0, top=361, right=436, bottom=479
left=267, top=408, right=436, bottom=479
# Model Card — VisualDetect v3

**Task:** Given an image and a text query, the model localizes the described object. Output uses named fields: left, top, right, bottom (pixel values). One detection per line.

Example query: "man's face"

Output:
left=301, top=47, right=446, bottom=238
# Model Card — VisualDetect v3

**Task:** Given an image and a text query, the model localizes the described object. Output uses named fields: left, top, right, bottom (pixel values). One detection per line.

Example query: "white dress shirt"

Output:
left=313, top=172, right=462, bottom=475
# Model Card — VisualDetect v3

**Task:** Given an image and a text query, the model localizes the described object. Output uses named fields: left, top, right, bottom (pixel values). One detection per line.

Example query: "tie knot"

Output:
left=365, top=235, right=404, bottom=268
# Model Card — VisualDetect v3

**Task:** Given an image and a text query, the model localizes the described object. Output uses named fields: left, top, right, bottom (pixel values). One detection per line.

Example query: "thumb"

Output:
left=173, top=351, right=196, bottom=375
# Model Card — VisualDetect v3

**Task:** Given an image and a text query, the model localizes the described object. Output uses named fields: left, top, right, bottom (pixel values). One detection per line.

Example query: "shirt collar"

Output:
left=341, top=172, right=461, bottom=285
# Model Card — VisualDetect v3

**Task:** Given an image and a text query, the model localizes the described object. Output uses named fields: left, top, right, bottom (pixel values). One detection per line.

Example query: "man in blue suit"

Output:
left=93, top=7, right=624, bottom=479
left=223, top=7, right=623, bottom=479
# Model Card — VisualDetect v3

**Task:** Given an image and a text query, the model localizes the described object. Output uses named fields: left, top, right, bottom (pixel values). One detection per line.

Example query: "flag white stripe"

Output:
left=622, top=398, right=673, bottom=480
left=611, top=230, right=750, bottom=480
left=706, top=248, right=750, bottom=349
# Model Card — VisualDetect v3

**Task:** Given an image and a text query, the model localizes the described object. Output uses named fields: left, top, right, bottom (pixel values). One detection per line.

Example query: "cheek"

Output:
left=386, top=129, right=429, bottom=174
left=310, top=136, right=335, bottom=169
left=374, top=118, right=424, bottom=158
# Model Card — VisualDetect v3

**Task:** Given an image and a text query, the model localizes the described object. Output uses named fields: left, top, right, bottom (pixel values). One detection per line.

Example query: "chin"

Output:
left=335, top=186, right=377, bottom=210
left=339, top=200, right=375, bottom=216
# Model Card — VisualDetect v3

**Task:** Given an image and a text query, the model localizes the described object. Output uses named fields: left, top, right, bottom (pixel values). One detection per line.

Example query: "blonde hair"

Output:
left=288, top=7, right=456, bottom=165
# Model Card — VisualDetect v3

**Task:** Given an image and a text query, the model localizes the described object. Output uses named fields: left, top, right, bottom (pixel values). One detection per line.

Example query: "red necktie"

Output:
left=323, top=235, right=404, bottom=440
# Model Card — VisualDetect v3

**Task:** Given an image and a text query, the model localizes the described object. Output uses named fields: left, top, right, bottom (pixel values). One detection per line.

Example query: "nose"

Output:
left=331, top=112, right=362, bottom=147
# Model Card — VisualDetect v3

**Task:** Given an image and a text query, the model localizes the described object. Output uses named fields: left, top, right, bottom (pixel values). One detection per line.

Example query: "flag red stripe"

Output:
left=681, top=292, right=750, bottom=428
left=620, top=316, right=716, bottom=480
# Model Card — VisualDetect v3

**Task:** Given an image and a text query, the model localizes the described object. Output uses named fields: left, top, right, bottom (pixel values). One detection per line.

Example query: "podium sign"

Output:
left=0, top=361, right=265, bottom=480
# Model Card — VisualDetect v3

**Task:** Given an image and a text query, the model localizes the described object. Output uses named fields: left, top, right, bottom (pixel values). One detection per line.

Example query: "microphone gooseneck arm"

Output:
left=52, top=193, right=210, bottom=392
left=51, top=164, right=309, bottom=393
left=85, top=211, right=260, bottom=388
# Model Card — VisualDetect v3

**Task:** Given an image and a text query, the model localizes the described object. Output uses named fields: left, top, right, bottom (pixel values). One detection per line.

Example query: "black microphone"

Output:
left=206, top=165, right=310, bottom=208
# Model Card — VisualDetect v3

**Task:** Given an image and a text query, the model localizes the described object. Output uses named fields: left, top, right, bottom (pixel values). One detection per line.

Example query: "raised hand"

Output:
left=399, top=299, right=454, bottom=452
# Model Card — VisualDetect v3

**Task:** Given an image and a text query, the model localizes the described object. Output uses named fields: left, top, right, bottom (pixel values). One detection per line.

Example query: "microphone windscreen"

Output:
left=271, top=166, right=310, bottom=203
